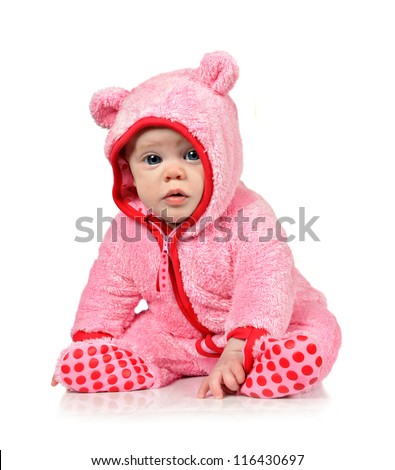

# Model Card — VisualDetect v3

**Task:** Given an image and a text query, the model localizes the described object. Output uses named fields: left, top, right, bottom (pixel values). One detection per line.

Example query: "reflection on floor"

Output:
left=58, top=376, right=330, bottom=417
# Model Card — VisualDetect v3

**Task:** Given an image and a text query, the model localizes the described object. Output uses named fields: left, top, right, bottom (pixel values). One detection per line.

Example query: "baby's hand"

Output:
left=197, top=338, right=246, bottom=399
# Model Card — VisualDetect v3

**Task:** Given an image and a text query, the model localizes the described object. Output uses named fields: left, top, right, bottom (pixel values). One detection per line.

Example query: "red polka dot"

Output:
left=162, top=284, right=166, bottom=288
left=73, top=348, right=83, bottom=359
left=245, top=377, right=253, bottom=388
left=257, top=376, right=267, bottom=386
left=146, top=373, right=154, bottom=378
left=74, top=362, right=84, bottom=372
left=124, top=381, right=134, bottom=390
left=267, top=361, right=276, bottom=371
left=76, top=376, right=86, bottom=385
left=272, top=344, right=282, bottom=355
left=130, top=358, right=137, bottom=365
left=278, top=385, right=289, bottom=394
left=287, top=371, right=298, bottom=380
left=111, top=346, right=118, bottom=351
left=294, top=383, right=305, bottom=391
left=91, top=370, right=101, bottom=380
left=134, top=366, right=141, bottom=373
left=162, top=276, right=166, bottom=280
left=260, top=342, right=265, bottom=351
left=268, top=338, right=277, bottom=342
left=256, top=363, right=263, bottom=374
left=63, top=353, right=69, bottom=360
left=265, top=350, right=271, bottom=359
left=64, top=378, right=72, bottom=385
left=88, top=346, right=97, bottom=356
left=279, top=358, right=290, bottom=368
left=262, top=389, right=274, bottom=397
left=307, top=344, right=317, bottom=354
left=137, top=375, right=146, bottom=384
left=302, top=366, right=313, bottom=376
left=250, top=392, right=260, bottom=398
left=79, top=387, right=89, bottom=393
left=89, top=358, right=99, bottom=368
left=122, top=369, right=131, bottom=379
left=109, top=386, right=120, bottom=392
left=297, top=335, right=308, bottom=341
left=285, top=340, right=295, bottom=349
left=271, top=373, right=282, bottom=383
left=293, top=352, right=305, bottom=363
left=142, top=365, right=148, bottom=372
left=115, top=351, right=123, bottom=359
left=61, top=365, right=70, bottom=374
left=309, top=377, right=318, bottom=385
left=118, top=360, right=127, bottom=368
left=316, top=356, right=323, bottom=367
left=105, top=364, right=115, bottom=374
left=103, top=354, right=112, bottom=363
left=162, top=269, right=166, bottom=273
left=93, top=381, right=103, bottom=390
left=126, top=351, right=133, bottom=357
left=107, top=375, right=118, bottom=385
left=100, top=345, right=109, bottom=354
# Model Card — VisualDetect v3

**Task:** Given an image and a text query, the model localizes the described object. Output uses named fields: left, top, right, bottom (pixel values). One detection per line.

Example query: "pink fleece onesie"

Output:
left=55, top=52, right=341, bottom=398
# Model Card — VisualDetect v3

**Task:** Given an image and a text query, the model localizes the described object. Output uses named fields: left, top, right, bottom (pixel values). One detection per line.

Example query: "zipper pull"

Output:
left=157, top=236, right=171, bottom=293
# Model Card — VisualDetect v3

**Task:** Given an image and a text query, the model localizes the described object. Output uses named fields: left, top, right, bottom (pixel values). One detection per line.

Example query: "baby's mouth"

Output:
left=163, top=190, right=188, bottom=205
left=164, top=189, right=188, bottom=199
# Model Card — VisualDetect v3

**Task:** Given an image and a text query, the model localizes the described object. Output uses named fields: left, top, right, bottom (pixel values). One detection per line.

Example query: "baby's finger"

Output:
left=209, top=371, right=224, bottom=399
left=232, top=362, right=246, bottom=385
left=51, top=374, right=59, bottom=387
left=222, top=370, right=240, bottom=392
left=197, top=378, right=210, bottom=398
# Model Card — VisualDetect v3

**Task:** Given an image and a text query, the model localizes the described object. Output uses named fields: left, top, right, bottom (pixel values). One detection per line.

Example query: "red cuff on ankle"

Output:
left=72, top=331, right=114, bottom=342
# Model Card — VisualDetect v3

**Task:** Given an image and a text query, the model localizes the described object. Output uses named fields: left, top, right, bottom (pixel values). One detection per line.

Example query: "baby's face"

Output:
left=126, top=128, right=205, bottom=227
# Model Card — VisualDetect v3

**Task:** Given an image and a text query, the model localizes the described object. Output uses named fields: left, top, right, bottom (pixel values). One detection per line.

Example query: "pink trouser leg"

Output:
left=240, top=333, right=323, bottom=398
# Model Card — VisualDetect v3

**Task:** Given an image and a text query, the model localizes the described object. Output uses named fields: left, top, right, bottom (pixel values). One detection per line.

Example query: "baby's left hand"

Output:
left=197, top=338, right=246, bottom=399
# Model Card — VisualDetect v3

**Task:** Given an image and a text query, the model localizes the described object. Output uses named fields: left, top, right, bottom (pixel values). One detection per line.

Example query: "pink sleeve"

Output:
left=71, top=214, right=140, bottom=339
left=225, top=205, right=295, bottom=338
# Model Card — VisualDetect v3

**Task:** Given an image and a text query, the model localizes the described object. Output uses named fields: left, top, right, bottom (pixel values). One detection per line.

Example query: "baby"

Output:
left=52, top=52, right=341, bottom=399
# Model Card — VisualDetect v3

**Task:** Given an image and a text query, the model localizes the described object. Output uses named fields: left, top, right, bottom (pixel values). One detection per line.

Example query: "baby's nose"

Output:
left=163, top=162, right=186, bottom=180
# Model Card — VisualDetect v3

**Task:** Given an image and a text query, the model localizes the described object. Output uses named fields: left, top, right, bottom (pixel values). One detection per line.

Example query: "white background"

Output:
left=0, top=1, right=394, bottom=469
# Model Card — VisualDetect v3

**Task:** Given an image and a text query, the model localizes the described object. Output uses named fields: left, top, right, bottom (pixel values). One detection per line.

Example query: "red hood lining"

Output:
left=109, top=117, right=214, bottom=237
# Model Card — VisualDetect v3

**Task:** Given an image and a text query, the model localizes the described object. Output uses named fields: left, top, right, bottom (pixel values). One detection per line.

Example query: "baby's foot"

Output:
left=56, top=342, right=155, bottom=393
left=240, top=335, right=322, bottom=398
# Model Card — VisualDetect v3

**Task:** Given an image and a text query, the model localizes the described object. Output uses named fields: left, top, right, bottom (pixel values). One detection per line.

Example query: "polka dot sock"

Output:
left=57, top=342, right=155, bottom=393
left=240, top=335, right=323, bottom=398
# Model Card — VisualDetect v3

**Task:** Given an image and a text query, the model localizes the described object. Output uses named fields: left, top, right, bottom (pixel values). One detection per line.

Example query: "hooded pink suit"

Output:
left=56, top=52, right=341, bottom=398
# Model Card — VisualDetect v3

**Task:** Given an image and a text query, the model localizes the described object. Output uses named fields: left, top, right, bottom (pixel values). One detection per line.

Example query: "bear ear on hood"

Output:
left=196, top=51, right=239, bottom=95
left=90, top=87, right=130, bottom=129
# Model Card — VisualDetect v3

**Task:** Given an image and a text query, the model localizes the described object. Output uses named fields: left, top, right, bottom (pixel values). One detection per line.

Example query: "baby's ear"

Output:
left=197, top=51, right=239, bottom=95
left=89, top=87, right=130, bottom=129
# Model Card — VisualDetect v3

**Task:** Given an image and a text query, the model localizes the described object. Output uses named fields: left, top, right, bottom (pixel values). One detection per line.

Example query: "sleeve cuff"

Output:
left=227, top=327, right=268, bottom=372
left=72, top=331, right=114, bottom=342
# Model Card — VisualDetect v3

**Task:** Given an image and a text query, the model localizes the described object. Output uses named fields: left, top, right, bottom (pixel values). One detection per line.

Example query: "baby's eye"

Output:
left=184, top=150, right=200, bottom=161
left=144, top=154, right=162, bottom=165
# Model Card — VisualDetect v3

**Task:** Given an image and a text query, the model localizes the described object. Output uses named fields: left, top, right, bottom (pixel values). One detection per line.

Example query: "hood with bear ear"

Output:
left=90, top=52, right=243, bottom=233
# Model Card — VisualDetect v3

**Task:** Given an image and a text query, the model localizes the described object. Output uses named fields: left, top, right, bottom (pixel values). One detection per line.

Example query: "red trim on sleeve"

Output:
left=227, top=327, right=268, bottom=373
left=72, top=331, right=114, bottom=342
